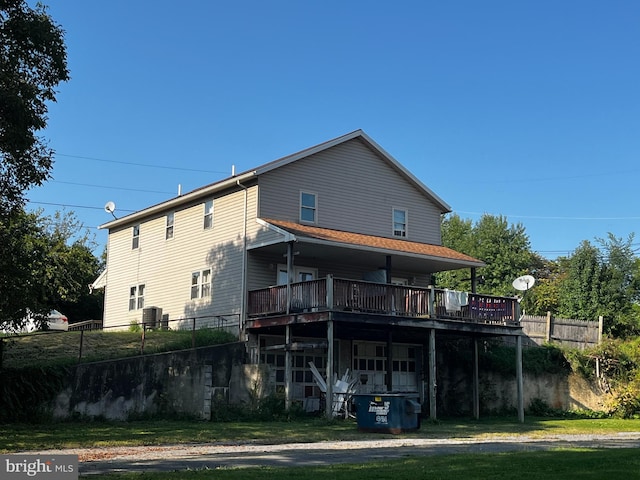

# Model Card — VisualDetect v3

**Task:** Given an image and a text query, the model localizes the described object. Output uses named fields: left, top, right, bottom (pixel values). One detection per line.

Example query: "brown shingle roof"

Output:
left=264, top=219, right=484, bottom=265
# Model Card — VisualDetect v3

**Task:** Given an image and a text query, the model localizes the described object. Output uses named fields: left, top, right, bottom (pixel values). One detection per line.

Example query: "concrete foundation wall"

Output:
left=47, top=340, right=607, bottom=422
left=52, top=342, right=246, bottom=421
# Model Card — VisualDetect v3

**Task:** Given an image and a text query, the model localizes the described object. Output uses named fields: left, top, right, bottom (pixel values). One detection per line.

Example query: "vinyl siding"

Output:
left=103, top=186, right=258, bottom=328
left=258, top=138, right=443, bottom=245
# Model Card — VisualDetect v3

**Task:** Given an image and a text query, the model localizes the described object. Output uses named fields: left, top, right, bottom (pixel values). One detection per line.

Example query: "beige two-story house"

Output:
left=98, top=130, right=525, bottom=419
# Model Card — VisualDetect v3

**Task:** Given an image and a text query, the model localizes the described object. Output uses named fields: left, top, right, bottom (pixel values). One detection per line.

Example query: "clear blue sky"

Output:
left=27, top=0, right=640, bottom=259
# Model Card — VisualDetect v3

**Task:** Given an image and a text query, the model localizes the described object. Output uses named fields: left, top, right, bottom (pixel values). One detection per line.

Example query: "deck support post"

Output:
left=428, top=328, right=437, bottom=420
left=325, top=320, right=334, bottom=419
left=471, top=267, right=477, bottom=293
left=285, top=242, right=294, bottom=314
left=473, top=338, right=480, bottom=419
left=516, top=334, right=524, bottom=423
left=285, top=324, right=292, bottom=411
left=386, top=331, right=393, bottom=391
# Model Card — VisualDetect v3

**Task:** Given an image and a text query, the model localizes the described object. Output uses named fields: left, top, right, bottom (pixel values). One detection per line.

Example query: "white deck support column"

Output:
left=516, top=334, right=524, bottom=423
left=473, top=338, right=480, bottom=419
left=429, top=328, right=437, bottom=420
left=285, top=324, right=292, bottom=411
left=325, top=320, right=334, bottom=419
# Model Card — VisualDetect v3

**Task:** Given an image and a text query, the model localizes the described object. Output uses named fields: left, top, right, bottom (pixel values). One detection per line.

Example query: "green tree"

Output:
left=558, top=234, right=639, bottom=336
left=0, top=210, right=103, bottom=331
left=0, top=0, right=69, bottom=213
left=524, top=253, right=562, bottom=316
left=557, top=240, right=602, bottom=321
left=437, top=213, right=534, bottom=296
left=0, top=209, right=50, bottom=329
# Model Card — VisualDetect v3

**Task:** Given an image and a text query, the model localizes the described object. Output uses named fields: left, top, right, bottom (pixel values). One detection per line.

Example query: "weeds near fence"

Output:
left=0, top=327, right=238, bottom=369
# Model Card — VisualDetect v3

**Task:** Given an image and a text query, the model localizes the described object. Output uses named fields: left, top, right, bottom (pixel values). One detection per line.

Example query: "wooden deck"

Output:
left=247, top=275, right=519, bottom=326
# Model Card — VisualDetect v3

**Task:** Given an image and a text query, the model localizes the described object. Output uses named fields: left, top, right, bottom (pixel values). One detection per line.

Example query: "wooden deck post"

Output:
left=516, top=334, right=524, bottom=423
left=598, top=316, right=604, bottom=344
left=326, top=274, right=334, bottom=310
left=473, top=338, right=480, bottom=419
left=325, top=320, right=334, bottom=418
left=285, top=324, right=292, bottom=411
left=386, top=331, right=393, bottom=391
left=286, top=242, right=293, bottom=314
left=429, top=329, right=437, bottom=420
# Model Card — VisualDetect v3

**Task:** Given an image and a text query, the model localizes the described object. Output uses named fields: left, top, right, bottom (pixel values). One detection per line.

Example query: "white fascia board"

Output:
left=99, top=172, right=255, bottom=230
left=256, top=218, right=296, bottom=242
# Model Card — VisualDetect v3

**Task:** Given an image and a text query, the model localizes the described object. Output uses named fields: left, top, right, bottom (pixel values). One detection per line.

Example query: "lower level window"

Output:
left=129, top=284, right=145, bottom=310
left=191, top=268, right=212, bottom=299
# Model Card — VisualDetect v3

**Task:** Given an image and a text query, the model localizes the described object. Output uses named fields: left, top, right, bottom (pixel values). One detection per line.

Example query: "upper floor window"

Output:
left=129, top=284, right=145, bottom=310
left=204, top=200, right=214, bottom=229
left=393, top=208, right=407, bottom=238
left=166, top=212, right=174, bottom=240
left=191, top=268, right=212, bottom=299
left=132, top=225, right=140, bottom=249
left=300, top=191, right=316, bottom=223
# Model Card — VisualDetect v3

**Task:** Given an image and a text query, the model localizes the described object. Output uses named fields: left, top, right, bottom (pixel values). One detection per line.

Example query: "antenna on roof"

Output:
left=104, top=201, right=117, bottom=220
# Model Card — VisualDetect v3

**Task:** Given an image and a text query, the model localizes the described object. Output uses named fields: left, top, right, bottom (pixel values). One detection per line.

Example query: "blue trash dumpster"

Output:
left=353, top=393, right=421, bottom=433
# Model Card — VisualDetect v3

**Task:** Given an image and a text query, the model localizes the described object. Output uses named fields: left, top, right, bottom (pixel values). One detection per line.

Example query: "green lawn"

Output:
left=2, top=418, right=639, bottom=479
left=2, top=417, right=640, bottom=453
left=92, top=448, right=640, bottom=480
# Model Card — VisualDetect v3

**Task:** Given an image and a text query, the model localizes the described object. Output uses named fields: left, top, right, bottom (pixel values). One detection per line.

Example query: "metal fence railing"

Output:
left=0, top=313, right=240, bottom=368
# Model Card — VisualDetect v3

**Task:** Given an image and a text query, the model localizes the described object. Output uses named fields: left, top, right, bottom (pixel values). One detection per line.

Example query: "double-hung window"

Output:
left=166, top=212, right=174, bottom=240
left=393, top=208, right=407, bottom=238
left=129, top=284, right=145, bottom=310
left=300, top=191, right=317, bottom=223
left=191, top=268, right=212, bottom=299
left=132, top=225, right=140, bottom=249
left=204, top=200, right=214, bottom=229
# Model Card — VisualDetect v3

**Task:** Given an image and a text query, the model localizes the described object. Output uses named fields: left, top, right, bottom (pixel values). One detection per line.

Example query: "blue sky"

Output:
left=27, top=0, right=640, bottom=259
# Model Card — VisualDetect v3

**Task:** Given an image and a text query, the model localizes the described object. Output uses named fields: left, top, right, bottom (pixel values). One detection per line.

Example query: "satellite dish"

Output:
left=512, top=275, right=536, bottom=291
left=104, top=201, right=117, bottom=219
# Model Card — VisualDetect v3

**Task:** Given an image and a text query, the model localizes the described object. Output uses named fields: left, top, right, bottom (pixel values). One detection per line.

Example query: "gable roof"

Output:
left=260, top=218, right=484, bottom=269
left=100, top=130, right=450, bottom=229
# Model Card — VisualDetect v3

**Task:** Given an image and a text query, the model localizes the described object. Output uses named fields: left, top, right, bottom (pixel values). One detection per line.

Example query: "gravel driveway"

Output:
left=24, top=432, right=640, bottom=476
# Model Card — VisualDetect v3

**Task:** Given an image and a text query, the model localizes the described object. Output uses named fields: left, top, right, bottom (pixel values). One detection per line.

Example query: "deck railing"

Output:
left=248, top=275, right=519, bottom=325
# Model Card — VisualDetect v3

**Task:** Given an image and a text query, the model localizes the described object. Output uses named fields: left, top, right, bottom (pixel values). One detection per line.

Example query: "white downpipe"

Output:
left=237, top=180, right=248, bottom=338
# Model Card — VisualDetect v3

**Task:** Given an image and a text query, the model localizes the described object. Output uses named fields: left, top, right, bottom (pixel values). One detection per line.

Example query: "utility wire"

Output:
left=56, top=153, right=232, bottom=174
left=52, top=180, right=174, bottom=195
left=28, top=200, right=136, bottom=213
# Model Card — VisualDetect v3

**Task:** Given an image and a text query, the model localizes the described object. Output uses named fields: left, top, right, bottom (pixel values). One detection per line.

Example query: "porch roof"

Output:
left=258, top=219, right=485, bottom=273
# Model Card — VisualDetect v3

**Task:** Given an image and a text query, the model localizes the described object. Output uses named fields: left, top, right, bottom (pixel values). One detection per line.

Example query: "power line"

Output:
left=456, top=211, right=640, bottom=221
left=28, top=200, right=136, bottom=213
left=52, top=180, right=174, bottom=195
left=56, top=153, right=232, bottom=174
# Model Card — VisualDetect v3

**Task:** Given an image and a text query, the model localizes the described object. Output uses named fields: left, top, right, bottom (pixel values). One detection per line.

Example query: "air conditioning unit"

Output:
left=142, top=307, right=162, bottom=328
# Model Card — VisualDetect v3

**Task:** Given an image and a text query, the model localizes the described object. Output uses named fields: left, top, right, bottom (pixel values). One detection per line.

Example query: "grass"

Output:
left=2, top=418, right=640, bottom=479
left=88, top=448, right=640, bottom=480
left=2, top=417, right=640, bottom=453
left=0, top=328, right=237, bottom=368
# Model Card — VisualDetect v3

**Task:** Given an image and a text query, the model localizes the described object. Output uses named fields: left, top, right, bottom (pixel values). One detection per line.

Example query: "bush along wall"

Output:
left=0, top=365, right=69, bottom=423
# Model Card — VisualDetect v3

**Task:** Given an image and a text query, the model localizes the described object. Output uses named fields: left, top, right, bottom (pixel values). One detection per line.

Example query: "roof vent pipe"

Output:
left=232, top=164, right=236, bottom=177
left=177, top=184, right=182, bottom=196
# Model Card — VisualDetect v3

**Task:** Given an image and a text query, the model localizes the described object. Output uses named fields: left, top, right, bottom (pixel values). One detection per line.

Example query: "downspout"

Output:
left=237, top=180, right=248, bottom=338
